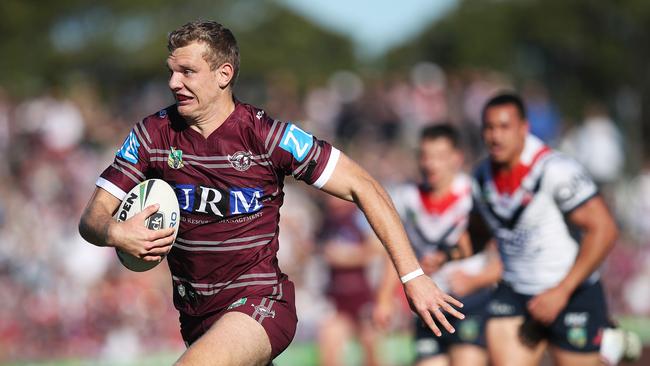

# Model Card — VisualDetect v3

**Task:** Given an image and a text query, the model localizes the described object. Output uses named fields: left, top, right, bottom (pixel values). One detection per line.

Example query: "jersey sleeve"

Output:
left=545, top=155, right=598, bottom=213
left=96, top=121, right=152, bottom=200
left=260, top=115, right=339, bottom=188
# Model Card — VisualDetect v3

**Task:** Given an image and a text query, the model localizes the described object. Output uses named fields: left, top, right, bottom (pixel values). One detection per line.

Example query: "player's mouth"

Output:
left=488, top=143, right=503, bottom=152
left=176, top=94, right=194, bottom=105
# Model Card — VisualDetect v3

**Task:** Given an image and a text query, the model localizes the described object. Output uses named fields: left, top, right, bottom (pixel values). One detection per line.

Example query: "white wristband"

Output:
left=400, top=268, right=425, bottom=284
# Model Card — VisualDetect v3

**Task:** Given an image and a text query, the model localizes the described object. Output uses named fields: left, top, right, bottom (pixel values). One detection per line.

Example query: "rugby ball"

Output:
left=114, top=179, right=180, bottom=272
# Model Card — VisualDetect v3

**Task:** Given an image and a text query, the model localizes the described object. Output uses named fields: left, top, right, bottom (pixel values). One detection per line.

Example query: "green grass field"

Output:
left=4, top=317, right=649, bottom=366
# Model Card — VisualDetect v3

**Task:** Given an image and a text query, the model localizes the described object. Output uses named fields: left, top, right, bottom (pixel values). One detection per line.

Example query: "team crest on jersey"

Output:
left=168, top=147, right=184, bottom=169
left=228, top=151, right=253, bottom=171
left=158, top=109, right=167, bottom=118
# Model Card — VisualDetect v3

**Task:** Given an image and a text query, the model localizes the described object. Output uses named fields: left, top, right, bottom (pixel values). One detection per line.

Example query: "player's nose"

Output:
left=168, top=72, right=182, bottom=91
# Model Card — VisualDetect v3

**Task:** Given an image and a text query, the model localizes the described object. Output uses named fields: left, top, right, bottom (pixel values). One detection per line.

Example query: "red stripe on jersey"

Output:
left=418, top=186, right=464, bottom=215
left=492, top=146, right=551, bottom=195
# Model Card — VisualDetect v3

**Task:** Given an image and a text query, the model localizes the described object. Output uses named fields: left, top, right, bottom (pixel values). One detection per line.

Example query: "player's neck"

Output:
left=493, top=144, right=526, bottom=172
left=427, top=175, right=455, bottom=198
left=189, top=95, right=236, bottom=138
left=493, top=158, right=519, bottom=172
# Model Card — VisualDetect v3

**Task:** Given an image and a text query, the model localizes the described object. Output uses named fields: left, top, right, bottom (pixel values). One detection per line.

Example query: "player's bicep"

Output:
left=84, top=187, right=122, bottom=219
left=319, top=152, right=370, bottom=202
left=79, top=187, right=122, bottom=243
left=565, top=195, right=614, bottom=232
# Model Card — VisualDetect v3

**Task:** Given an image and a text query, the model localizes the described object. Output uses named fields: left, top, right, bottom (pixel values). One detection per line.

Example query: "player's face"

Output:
left=482, top=104, right=528, bottom=167
left=167, top=42, right=222, bottom=121
left=419, top=137, right=462, bottom=189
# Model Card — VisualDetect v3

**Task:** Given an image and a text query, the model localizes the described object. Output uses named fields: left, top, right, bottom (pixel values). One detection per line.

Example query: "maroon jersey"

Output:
left=98, top=101, right=339, bottom=316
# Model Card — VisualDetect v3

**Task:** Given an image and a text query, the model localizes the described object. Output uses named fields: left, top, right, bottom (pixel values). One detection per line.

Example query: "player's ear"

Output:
left=215, top=62, right=235, bottom=88
left=454, top=150, right=465, bottom=169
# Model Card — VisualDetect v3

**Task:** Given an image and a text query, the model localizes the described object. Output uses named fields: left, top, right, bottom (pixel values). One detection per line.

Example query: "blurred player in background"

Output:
left=374, top=124, right=502, bottom=366
left=317, top=195, right=381, bottom=366
left=78, top=20, right=464, bottom=366
left=473, top=93, right=618, bottom=366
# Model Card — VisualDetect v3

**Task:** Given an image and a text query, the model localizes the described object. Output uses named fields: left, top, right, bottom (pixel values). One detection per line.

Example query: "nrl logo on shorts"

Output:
left=228, top=151, right=253, bottom=171
left=168, top=147, right=184, bottom=169
left=252, top=304, right=276, bottom=318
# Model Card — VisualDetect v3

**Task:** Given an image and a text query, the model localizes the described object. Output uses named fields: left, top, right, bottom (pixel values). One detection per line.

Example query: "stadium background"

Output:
left=0, top=0, right=649, bottom=364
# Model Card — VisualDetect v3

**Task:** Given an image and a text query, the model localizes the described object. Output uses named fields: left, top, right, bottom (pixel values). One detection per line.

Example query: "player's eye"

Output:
left=183, top=69, right=194, bottom=76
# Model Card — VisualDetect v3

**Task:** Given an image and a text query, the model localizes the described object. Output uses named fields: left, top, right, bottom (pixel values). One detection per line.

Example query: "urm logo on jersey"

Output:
left=175, top=184, right=263, bottom=217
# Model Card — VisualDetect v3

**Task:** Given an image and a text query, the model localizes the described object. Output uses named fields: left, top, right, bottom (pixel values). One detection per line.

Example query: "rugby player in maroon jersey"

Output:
left=79, top=20, right=464, bottom=366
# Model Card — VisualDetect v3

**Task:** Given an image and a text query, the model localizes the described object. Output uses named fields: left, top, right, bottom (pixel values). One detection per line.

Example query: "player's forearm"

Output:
left=353, top=176, right=421, bottom=277
left=79, top=200, right=119, bottom=248
left=473, top=256, right=503, bottom=288
left=558, top=223, right=617, bottom=294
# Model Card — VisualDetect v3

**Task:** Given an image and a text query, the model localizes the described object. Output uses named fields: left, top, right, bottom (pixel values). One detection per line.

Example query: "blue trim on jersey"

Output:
left=279, top=123, right=313, bottom=162
left=117, top=130, right=140, bottom=164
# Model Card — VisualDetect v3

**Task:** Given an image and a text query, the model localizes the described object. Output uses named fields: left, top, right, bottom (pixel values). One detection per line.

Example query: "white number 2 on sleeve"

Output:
left=279, top=123, right=314, bottom=162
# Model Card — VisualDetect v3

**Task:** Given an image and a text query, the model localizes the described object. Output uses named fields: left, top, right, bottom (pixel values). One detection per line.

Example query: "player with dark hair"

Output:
left=78, top=20, right=463, bottom=366
left=374, top=124, right=502, bottom=366
left=474, top=92, right=618, bottom=366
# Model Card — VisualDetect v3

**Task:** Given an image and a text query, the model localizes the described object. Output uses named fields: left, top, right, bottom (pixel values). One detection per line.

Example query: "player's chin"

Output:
left=489, top=151, right=508, bottom=164
left=176, top=101, right=196, bottom=116
left=176, top=104, right=191, bottom=112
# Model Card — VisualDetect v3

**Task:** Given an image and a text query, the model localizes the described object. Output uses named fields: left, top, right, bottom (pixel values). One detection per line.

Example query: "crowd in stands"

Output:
left=0, top=63, right=647, bottom=363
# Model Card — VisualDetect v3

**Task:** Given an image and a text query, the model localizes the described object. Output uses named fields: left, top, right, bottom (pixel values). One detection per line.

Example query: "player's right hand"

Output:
left=108, top=204, right=176, bottom=262
left=403, top=275, right=464, bottom=337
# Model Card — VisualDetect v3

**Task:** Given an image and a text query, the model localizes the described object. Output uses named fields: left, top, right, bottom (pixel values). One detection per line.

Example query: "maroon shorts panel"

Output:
left=330, top=292, right=374, bottom=323
left=179, top=280, right=297, bottom=360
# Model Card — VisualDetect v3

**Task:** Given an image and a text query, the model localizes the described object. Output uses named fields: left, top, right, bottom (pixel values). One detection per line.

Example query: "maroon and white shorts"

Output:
left=179, top=280, right=297, bottom=360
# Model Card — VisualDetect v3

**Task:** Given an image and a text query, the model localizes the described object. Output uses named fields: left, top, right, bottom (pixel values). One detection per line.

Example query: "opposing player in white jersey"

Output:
left=473, top=93, right=618, bottom=366
left=374, top=124, right=502, bottom=366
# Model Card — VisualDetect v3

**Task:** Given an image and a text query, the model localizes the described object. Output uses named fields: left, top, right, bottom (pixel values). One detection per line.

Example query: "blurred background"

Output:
left=0, top=0, right=649, bottom=364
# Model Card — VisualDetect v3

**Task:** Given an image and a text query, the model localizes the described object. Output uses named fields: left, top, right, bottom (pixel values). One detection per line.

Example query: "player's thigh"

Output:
left=486, top=316, right=546, bottom=366
left=415, top=354, right=449, bottom=366
left=319, top=313, right=353, bottom=366
left=448, top=344, right=488, bottom=366
left=319, top=313, right=353, bottom=345
left=175, top=311, right=272, bottom=366
left=550, top=346, right=600, bottom=366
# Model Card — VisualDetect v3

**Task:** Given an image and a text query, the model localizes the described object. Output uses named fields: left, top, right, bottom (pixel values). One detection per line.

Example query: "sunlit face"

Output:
left=167, top=42, right=224, bottom=121
left=482, top=104, right=528, bottom=166
left=419, top=137, right=462, bottom=189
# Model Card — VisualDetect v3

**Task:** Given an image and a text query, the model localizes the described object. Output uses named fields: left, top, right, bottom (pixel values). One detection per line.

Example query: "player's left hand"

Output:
left=403, top=275, right=464, bottom=337
left=527, top=286, right=571, bottom=325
